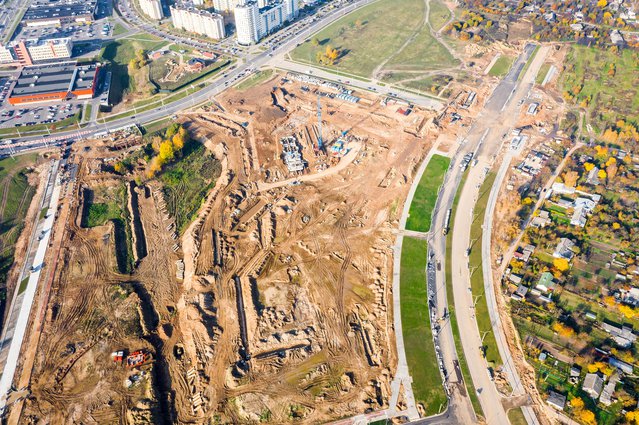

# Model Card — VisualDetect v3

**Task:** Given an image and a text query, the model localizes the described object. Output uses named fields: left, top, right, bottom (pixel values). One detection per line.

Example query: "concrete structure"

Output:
left=0, top=38, right=74, bottom=66
left=234, top=0, right=298, bottom=45
left=582, top=373, right=603, bottom=399
left=140, top=0, right=164, bottom=20
left=171, top=6, right=226, bottom=39
left=8, top=61, right=100, bottom=105
left=23, top=0, right=97, bottom=27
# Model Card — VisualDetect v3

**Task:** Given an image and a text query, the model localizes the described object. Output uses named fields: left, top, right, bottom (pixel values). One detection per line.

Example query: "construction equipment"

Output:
left=126, top=350, right=149, bottom=368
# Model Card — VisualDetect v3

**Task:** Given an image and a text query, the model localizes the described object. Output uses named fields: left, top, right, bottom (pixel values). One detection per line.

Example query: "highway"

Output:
left=428, top=43, right=541, bottom=425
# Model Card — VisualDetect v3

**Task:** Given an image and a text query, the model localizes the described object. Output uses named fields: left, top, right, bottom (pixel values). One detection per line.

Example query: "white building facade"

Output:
left=213, top=0, right=243, bottom=11
left=26, top=38, right=73, bottom=62
left=170, top=6, right=226, bottom=39
left=140, top=0, right=164, bottom=20
left=234, top=0, right=298, bottom=45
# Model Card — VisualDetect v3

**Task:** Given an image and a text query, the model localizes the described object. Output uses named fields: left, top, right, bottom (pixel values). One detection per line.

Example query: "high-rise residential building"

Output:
left=234, top=0, right=298, bottom=45
left=213, top=0, right=243, bottom=11
left=170, top=6, right=226, bottom=39
left=234, top=1, right=260, bottom=44
left=140, top=0, right=164, bottom=20
left=0, top=38, right=73, bottom=65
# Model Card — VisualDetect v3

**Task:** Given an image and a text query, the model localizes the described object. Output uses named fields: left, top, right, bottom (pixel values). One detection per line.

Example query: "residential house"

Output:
left=609, top=357, right=634, bottom=375
left=601, top=322, right=637, bottom=348
left=553, top=238, right=575, bottom=260
left=582, top=373, right=604, bottom=399
left=511, top=284, right=528, bottom=301
left=531, top=210, right=551, bottom=228
left=600, top=373, right=619, bottom=406
left=547, top=391, right=566, bottom=410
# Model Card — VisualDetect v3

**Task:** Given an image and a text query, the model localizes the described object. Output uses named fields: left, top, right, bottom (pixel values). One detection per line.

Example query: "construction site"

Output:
left=15, top=71, right=444, bottom=423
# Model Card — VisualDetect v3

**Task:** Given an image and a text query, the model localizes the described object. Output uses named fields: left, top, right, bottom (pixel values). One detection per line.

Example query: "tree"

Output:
left=553, top=257, right=570, bottom=272
left=311, top=37, right=320, bottom=46
left=563, top=170, right=579, bottom=187
left=578, top=409, right=596, bottom=425
left=584, top=162, right=595, bottom=172
left=114, top=162, right=125, bottom=174
left=597, top=169, right=607, bottom=180
left=159, top=140, right=175, bottom=163
left=597, top=0, right=608, bottom=7
left=570, top=397, right=584, bottom=410
left=172, top=132, right=186, bottom=151
left=626, top=410, right=639, bottom=425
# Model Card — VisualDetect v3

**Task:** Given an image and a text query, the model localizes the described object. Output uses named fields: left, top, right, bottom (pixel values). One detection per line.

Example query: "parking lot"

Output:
left=0, top=103, right=83, bottom=129
left=14, top=20, right=112, bottom=43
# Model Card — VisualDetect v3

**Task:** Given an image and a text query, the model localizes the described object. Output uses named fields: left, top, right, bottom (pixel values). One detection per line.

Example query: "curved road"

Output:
left=0, top=0, right=383, bottom=156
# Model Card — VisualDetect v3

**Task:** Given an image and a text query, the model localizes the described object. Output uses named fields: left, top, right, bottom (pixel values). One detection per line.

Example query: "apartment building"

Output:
left=140, top=0, right=164, bottom=20
left=0, top=38, right=73, bottom=66
left=213, top=0, right=243, bottom=12
left=234, top=0, right=298, bottom=45
left=170, top=5, right=226, bottom=39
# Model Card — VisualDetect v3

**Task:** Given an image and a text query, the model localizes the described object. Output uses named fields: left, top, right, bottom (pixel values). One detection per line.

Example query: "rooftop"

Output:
left=11, top=62, right=98, bottom=97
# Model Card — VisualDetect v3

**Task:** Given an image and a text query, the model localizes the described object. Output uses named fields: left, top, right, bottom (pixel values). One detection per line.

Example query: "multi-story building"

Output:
left=234, top=0, right=298, bottom=45
left=0, top=38, right=73, bottom=66
left=170, top=6, right=226, bottom=39
left=8, top=61, right=100, bottom=105
left=213, top=0, right=243, bottom=12
left=140, top=0, right=163, bottom=20
left=23, top=0, right=97, bottom=27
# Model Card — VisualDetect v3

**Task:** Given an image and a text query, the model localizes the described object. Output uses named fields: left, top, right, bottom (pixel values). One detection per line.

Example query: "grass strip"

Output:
left=406, top=154, right=450, bottom=232
left=400, top=237, right=447, bottom=415
left=468, top=172, right=502, bottom=367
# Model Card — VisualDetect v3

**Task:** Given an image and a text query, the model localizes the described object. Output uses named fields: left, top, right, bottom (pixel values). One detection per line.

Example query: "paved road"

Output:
left=274, top=59, right=444, bottom=110
left=0, top=159, right=63, bottom=410
left=429, top=43, right=539, bottom=425
left=0, top=0, right=404, bottom=157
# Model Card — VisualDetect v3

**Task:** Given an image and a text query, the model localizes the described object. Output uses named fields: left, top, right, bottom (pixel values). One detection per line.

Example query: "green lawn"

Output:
left=159, top=140, right=222, bottom=233
left=508, top=408, right=527, bottom=425
left=428, top=0, right=452, bottom=31
left=535, top=63, right=552, bottom=85
left=0, top=154, right=38, bottom=287
left=489, top=55, right=515, bottom=78
left=99, top=36, right=168, bottom=104
left=406, top=154, right=450, bottom=233
left=400, top=237, right=447, bottom=415
left=112, top=23, right=128, bottom=37
left=235, top=68, right=275, bottom=91
left=82, top=184, right=134, bottom=273
left=85, top=202, right=123, bottom=228
left=468, top=172, right=502, bottom=367
left=291, top=0, right=430, bottom=78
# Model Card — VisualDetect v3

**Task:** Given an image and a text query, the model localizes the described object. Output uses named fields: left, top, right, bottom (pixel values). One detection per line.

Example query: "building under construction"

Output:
left=280, top=136, right=305, bottom=173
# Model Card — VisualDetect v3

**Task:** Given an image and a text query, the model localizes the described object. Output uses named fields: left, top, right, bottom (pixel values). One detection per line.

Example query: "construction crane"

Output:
left=316, top=94, right=323, bottom=151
